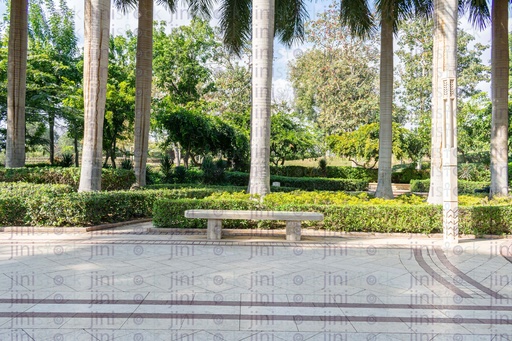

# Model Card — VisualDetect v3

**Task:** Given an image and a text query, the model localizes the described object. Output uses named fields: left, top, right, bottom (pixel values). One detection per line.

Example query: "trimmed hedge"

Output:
left=152, top=198, right=512, bottom=235
left=0, top=182, right=75, bottom=195
left=0, top=187, right=224, bottom=227
left=411, top=179, right=491, bottom=194
left=269, top=165, right=378, bottom=182
left=145, top=183, right=298, bottom=193
left=0, top=167, right=135, bottom=191
left=153, top=198, right=261, bottom=228
left=225, top=172, right=369, bottom=191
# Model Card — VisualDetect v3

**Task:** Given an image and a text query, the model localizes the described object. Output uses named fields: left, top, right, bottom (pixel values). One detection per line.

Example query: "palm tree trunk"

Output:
left=375, top=18, right=394, bottom=199
left=133, top=0, right=153, bottom=187
left=78, top=0, right=110, bottom=191
left=248, top=0, right=275, bottom=197
left=428, top=3, right=443, bottom=205
left=6, top=0, right=28, bottom=168
left=490, top=0, right=509, bottom=197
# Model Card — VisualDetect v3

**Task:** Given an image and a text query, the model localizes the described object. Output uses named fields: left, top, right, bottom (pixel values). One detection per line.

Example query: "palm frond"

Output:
left=460, top=0, right=490, bottom=31
left=112, top=0, right=137, bottom=13
left=186, top=0, right=214, bottom=19
left=219, top=0, right=251, bottom=55
left=275, top=0, right=309, bottom=47
left=339, top=0, right=375, bottom=38
left=157, top=0, right=178, bottom=13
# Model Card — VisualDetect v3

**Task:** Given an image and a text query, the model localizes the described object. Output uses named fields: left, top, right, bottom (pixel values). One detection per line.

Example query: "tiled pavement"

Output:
left=1, top=223, right=512, bottom=340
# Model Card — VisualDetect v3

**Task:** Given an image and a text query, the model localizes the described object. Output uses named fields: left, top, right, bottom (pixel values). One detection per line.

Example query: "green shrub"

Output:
left=269, top=165, right=378, bottom=181
left=101, top=168, right=136, bottom=190
left=392, top=167, right=429, bottom=184
left=319, top=159, right=327, bottom=176
left=56, top=153, right=74, bottom=167
left=153, top=198, right=261, bottom=228
left=0, top=196, right=26, bottom=226
left=459, top=206, right=512, bottom=235
left=270, top=175, right=368, bottom=191
left=0, top=182, right=75, bottom=195
left=0, top=167, right=135, bottom=191
left=224, top=171, right=249, bottom=186
left=185, top=167, right=203, bottom=183
left=224, top=172, right=368, bottom=191
left=411, top=179, right=490, bottom=194
left=160, top=155, right=173, bottom=182
left=202, top=156, right=224, bottom=184
left=121, top=159, right=134, bottom=170
left=458, top=163, right=490, bottom=182
left=173, top=166, right=187, bottom=183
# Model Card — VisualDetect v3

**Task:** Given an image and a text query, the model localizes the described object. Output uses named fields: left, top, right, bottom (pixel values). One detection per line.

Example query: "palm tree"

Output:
left=341, top=0, right=430, bottom=199
left=218, top=0, right=308, bottom=196
left=6, top=0, right=28, bottom=168
left=78, top=0, right=111, bottom=191
left=490, top=0, right=509, bottom=197
left=113, top=0, right=180, bottom=186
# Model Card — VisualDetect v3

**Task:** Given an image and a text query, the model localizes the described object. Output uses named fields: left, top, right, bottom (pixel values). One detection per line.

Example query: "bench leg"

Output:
left=207, top=219, right=222, bottom=240
left=286, top=221, right=301, bottom=241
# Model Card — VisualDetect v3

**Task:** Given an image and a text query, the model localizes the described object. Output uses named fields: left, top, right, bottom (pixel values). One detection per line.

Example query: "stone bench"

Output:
left=184, top=210, right=324, bottom=241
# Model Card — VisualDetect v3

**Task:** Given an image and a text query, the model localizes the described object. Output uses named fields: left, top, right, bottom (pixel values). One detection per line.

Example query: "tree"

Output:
left=113, top=0, right=179, bottom=186
left=79, top=0, right=111, bottom=192
left=153, top=19, right=219, bottom=107
left=328, top=123, right=406, bottom=169
left=270, top=111, right=319, bottom=167
left=217, top=0, right=308, bottom=196
left=103, top=35, right=136, bottom=168
left=26, top=0, right=80, bottom=164
left=155, top=100, right=249, bottom=168
left=490, top=0, right=509, bottom=197
left=289, top=6, right=380, bottom=135
left=6, top=0, right=28, bottom=167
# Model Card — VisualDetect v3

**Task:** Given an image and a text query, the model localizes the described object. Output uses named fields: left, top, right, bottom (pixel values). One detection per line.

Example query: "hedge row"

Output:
left=145, top=183, right=298, bottom=192
left=0, top=167, right=135, bottom=191
left=152, top=199, right=512, bottom=235
left=270, top=166, right=378, bottom=182
left=0, top=188, right=222, bottom=226
left=411, top=179, right=491, bottom=194
left=153, top=199, right=262, bottom=229
left=225, top=172, right=369, bottom=191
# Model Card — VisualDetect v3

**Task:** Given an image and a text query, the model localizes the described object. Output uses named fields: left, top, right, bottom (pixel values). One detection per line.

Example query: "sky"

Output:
left=0, top=0, right=510, bottom=99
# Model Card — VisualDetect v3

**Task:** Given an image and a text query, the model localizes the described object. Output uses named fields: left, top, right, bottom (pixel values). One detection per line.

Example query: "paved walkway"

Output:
left=1, top=222, right=512, bottom=340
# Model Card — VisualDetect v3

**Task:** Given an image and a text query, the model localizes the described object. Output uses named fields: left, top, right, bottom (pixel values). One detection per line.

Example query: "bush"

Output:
left=392, top=167, right=430, bottom=184
left=173, top=166, right=187, bottom=183
left=0, top=167, right=135, bottom=191
left=326, top=167, right=378, bottom=182
left=270, top=175, right=368, bottom=191
left=152, top=196, right=512, bottom=235
left=410, top=179, right=491, bottom=194
left=160, top=155, right=173, bottom=182
left=224, top=172, right=368, bottom=191
left=269, top=165, right=378, bottom=181
left=458, top=163, right=490, bottom=182
left=121, top=159, right=134, bottom=170
left=0, top=182, right=75, bottom=195
left=56, top=153, right=74, bottom=167
left=201, top=156, right=225, bottom=185
left=153, top=198, right=261, bottom=228
left=0, top=196, right=26, bottom=226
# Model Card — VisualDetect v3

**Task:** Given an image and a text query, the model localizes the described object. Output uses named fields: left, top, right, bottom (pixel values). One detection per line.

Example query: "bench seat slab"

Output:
left=185, top=210, right=323, bottom=221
